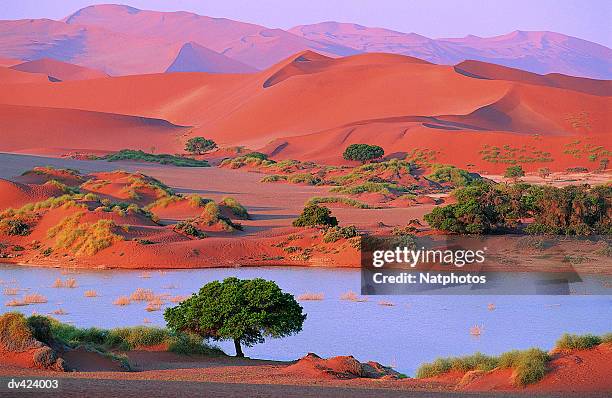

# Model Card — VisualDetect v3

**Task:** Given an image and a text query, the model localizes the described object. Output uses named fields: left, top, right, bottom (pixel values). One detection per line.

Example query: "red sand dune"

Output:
left=454, top=60, right=612, bottom=97
left=10, top=58, right=108, bottom=81
left=0, top=51, right=608, bottom=171
left=0, top=66, right=49, bottom=84
left=0, top=179, right=61, bottom=210
left=0, top=57, right=22, bottom=67
left=0, top=104, right=189, bottom=154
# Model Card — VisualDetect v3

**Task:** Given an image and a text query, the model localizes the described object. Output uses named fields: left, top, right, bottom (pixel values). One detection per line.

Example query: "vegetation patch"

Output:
left=220, top=197, right=249, bottom=219
left=47, top=212, right=124, bottom=256
left=293, top=204, right=338, bottom=228
left=103, top=149, right=210, bottom=167
left=307, top=197, right=374, bottom=209
left=427, top=164, right=481, bottom=187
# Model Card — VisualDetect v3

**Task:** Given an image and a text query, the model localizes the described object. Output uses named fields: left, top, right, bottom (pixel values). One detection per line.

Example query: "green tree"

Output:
left=164, top=277, right=306, bottom=357
left=185, top=137, right=217, bottom=155
left=293, top=204, right=338, bottom=227
left=342, top=144, right=384, bottom=163
left=504, top=165, right=525, bottom=181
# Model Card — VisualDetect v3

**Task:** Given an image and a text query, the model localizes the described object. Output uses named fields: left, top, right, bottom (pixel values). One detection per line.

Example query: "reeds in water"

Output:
left=298, top=292, right=324, bottom=301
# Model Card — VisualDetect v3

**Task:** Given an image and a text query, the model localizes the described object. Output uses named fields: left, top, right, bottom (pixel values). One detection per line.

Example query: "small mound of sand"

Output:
left=281, top=353, right=401, bottom=380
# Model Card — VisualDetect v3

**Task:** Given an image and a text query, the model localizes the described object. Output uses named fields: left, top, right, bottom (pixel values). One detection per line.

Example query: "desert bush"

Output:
left=23, top=294, right=48, bottom=304
left=47, top=213, right=123, bottom=256
left=3, top=219, right=31, bottom=236
left=504, top=165, right=525, bottom=180
left=427, top=164, right=481, bottom=187
left=103, top=149, right=209, bottom=167
left=260, top=174, right=287, bottom=183
left=343, top=144, right=384, bottom=163
left=0, top=312, right=37, bottom=351
left=307, top=197, right=373, bottom=209
left=130, top=288, right=155, bottom=302
left=498, top=348, right=549, bottom=386
left=416, top=353, right=499, bottom=378
left=220, top=197, right=249, bottom=219
left=323, top=225, right=358, bottom=243
left=174, top=220, right=207, bottom=238
left=287, top=173, right=322, bottom=185
left=330, top=181, right=410, bottom=195
left=293, top=204, right=338, bottom=228
left=185, top=137, right=217, bottom=155
left=555, top=333, right=602, bottom=350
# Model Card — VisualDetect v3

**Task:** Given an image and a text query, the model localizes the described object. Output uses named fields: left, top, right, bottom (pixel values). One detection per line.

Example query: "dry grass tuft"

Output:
left=339, top=290, right=367, bottom=302
left=130, top=288, right=155, bottom=302
left=52, top=278, right=77, bottom=288
left=113, top=296, right=131, bottom=306
left=84, top=290, right=98, bottom=297
left=470, top=325, right=484, bottom=336
left=297, top=292, right=324, bottom=301
left=378, top=300, right=395, bottom=306
left=5, top=299, right=27, bottom=307
left=52, top=308, right=67, bottom=315
left=3, top=288, right=19, bottom=296
left=23, top=294, right=47, bottom=304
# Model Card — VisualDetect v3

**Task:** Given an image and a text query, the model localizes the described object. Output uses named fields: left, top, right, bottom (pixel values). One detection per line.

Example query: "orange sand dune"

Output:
left=0, top=51, right=608, bottom=165
left=0, top=57, right=22, bottom=67
left=454, top=60, right=612, bottom=97
left=0, top=104, right=189, bottom=154
left=0, top=66, right=49, bottom=84
left=0, top=178, right=61, bottom=210
left=10, top=58, right=108, bottom=81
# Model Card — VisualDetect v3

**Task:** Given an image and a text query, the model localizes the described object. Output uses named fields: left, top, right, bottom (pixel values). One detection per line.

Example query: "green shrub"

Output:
left=555, top=333, right=602, bottom=350
left=504, top=165, right=525, bottom=179
left=260, top=175, right=287, bottom=183
left=323, top=225, right=358, bottom=243
left=0, top=313, right=37, bottom=351
left=174, top=220, right=207, bottom=238
left=4, top=219, right=31, bottom=236
left=293, top=204, right=338, bottom=228
left=220, top=197, right=249, bottom=219
left=427, top=164, right=481, bottom=187
left=103, top=149, right=209, bottom=167
left=330, top=181, right=410, bottom=195
left=167, top=332, right=224, bottom=356
left=307, top=197, right=373, bottom=209
left=498, top=348, right=549, bottom=386
left=343, top=144, right=384, bottom=163
left=26, top=315, right=52, bottom=345
left=185, top=137, right=217, bottom=155
left=416, top=353, right=498, bottom=378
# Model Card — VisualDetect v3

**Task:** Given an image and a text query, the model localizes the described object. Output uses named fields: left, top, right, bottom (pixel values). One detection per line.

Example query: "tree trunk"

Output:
left=233, top=338, right=244, bottom=357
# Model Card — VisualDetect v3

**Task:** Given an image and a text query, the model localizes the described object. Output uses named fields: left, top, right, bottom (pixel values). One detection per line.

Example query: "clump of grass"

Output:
left=200, top=202, right=241, bottom=231
left=102, top=149, right=210, bottom=167
left=44, top=179, right=80, bottom=194
left=5, top=299, right=27, bottom=307
left=174, top=220, right=207, bottom=238
left=555, top=333, right=602, bottom=350
left=322, top=225, right=358, bottom=243
left=0, top=312, right=38, bottom=351
left=51, top=278, right=77, bottom=288
left=169, top=295, right=189, bottom=303
left=220, top=197, right=249, bottom=219
left=307, top=197, right=373, bottom=209
left=52, top=308, right=67, bottom=315
left=186, top=195, right=210, bottom=208
left=221, top=155, right=275, bottom=169
left=340, top=290, right=367, bottom=302
left=416, top=352, right=498, bottom=378
left=23, top=294, right=47, bottom=304
left=498, top=348, right=549, bottom=386
left=47, top=212, right=123, bottom=256
left=330, top=181, right=411, bottom=195
left=130, top=288, right=155, bottom=302
left=113, top=296, right=131, bottom=306
left=145, top=298, right=164, bottom=312
left=378, top=300, right=395, bottom=306
left=84, top=290, right=98, bottom=297
left=297, top=292, right=324, bottom=301
left=260, top=174, right=287, bottom=183
left=3, top=288, right=19, bottom=296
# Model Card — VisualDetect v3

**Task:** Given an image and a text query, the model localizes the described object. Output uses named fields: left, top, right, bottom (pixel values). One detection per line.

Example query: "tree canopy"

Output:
left=343, top=144, right=384, bottom=163
left=185, top=137, right=218, bottom=155
left=164, top=277, right=306, bottom=357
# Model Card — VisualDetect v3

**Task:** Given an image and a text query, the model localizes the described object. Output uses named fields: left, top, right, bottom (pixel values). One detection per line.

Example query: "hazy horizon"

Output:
left=1, top=0, right=611, bottom=47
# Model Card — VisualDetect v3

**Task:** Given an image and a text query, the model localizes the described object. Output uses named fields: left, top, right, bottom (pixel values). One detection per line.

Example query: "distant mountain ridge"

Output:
left=0, top=4, right=608, bottom=78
